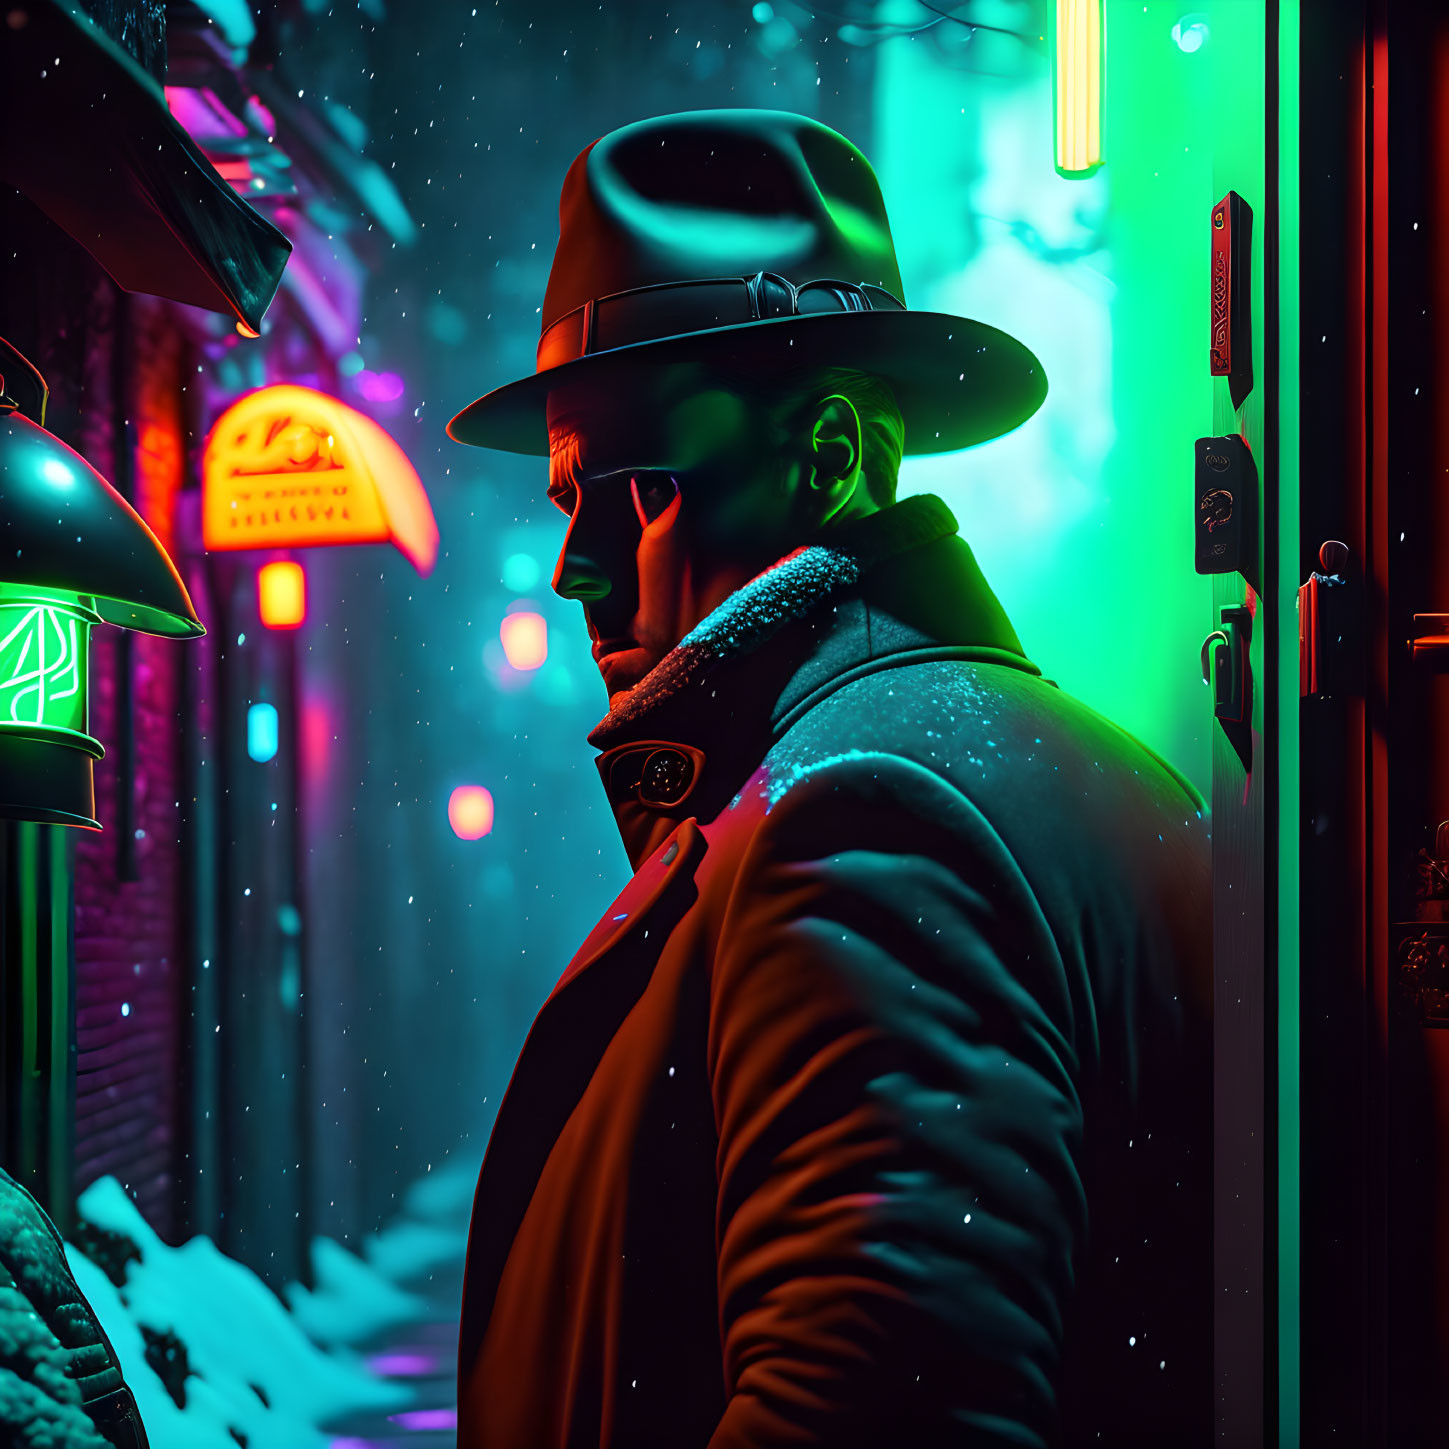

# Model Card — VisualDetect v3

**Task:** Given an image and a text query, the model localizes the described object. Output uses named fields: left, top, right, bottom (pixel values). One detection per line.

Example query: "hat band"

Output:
left=535, top=272, right=906, bottom=374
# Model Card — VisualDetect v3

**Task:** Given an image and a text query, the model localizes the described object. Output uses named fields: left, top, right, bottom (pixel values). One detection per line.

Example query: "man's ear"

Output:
left=805, top=394, right=862, bottom=521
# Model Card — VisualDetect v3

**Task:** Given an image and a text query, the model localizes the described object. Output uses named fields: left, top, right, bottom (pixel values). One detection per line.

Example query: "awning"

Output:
left=0, top=0, right=291, bottom=334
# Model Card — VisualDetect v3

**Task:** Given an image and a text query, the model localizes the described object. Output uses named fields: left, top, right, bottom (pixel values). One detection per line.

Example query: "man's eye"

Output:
left=548, top=486, right=575, bottom=514
left=631, top=474, right=678, bottom=522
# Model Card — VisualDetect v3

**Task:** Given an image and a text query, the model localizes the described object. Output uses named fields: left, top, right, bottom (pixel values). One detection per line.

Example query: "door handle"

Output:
left=1298, top=540, right=1358, bottom=696
left=1202, top=607, right=1250, bottom=724
left=1201, top=607, right=1253, bottom=773
left=1201, top=629, right=1229, bottom=686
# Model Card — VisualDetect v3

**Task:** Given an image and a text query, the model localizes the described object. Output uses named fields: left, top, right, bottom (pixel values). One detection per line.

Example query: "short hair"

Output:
left=706, top=361, right=905, bottom=507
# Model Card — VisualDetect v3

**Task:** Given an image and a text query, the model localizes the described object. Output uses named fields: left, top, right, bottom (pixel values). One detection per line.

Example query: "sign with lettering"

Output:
left=203, top=385, right=438, bottom=574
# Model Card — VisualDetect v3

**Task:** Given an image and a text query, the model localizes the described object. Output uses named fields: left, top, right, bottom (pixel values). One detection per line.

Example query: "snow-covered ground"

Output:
left=66, top=1154, right=478, bottom=1449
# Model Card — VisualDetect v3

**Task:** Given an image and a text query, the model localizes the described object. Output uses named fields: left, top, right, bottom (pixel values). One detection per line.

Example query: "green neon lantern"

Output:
left=0, top=342, right=203, bottom=829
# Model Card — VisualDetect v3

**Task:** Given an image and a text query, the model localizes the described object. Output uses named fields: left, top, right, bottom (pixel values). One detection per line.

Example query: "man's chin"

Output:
left=599, top=647, right=653, bottom=697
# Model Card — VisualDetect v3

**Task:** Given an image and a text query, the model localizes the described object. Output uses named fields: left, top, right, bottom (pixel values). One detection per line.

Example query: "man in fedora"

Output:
left=447, top=109, right=1212, bottom=1448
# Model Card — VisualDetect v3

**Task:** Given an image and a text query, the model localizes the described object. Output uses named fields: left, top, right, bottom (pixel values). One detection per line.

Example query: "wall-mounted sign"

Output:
left=202, top=384, right=438, bottom=575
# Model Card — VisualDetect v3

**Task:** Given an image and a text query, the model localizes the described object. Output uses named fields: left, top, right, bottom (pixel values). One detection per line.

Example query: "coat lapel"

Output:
left=458, top=816, right=709, bottom=1369
left=544, top=814, right=707, bottom=1003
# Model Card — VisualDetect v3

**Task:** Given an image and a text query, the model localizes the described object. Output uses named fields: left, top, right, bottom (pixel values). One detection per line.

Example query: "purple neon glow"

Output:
left=367, top=1350, right=438, bottom=1376
left=355, top=369, right=406, bottom=403
left=165, top=86, right=247, bottom=140
left=386, top=1407, right=458, bottom=1430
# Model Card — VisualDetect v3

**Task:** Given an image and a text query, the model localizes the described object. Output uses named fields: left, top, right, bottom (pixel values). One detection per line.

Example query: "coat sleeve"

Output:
left=706, top=752, right=1088, bottom=1449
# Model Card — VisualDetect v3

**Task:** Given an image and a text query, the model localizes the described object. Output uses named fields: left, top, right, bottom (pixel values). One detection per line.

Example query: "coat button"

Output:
left=639, top=747, right=694, bottom=807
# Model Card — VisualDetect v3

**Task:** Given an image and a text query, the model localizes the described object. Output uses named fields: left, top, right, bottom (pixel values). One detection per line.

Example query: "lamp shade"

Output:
left=0, top=397, right=204, bottom=829
left=0, top=411, right=203, bottom=639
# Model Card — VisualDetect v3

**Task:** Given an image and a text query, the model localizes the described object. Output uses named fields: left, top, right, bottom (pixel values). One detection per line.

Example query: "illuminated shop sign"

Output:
left=202, top=384, right=438, bottom=574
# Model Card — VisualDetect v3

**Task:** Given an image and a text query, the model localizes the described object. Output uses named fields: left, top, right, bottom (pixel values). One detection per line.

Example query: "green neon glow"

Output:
left=878, top=1, right=1263, bottom=799
left=0, top=587, right=98, bottom=742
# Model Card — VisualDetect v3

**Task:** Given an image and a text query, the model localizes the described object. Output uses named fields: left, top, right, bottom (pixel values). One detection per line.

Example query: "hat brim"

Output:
left=445, top=309, right=1047, bottom=456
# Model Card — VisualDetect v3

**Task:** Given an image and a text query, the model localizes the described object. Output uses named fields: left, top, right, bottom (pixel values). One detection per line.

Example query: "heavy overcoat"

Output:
left=457, top=492, right=1213, bottom=1448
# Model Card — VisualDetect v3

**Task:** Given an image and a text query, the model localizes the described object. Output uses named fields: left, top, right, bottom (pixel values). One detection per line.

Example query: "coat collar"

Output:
left=587, top=491, right=1046, bottom=869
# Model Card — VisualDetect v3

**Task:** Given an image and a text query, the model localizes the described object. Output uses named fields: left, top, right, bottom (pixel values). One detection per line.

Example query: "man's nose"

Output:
left=552, top=517, right=611, bottom=602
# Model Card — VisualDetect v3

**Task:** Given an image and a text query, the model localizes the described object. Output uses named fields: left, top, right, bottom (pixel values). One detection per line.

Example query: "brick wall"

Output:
left=71, top=293, right=189, bottom=1240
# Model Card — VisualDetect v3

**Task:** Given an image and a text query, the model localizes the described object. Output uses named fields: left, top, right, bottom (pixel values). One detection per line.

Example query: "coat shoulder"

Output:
left=766, top=657, right=1206, bottom=839
left=749, top=658, right=1213, bottom=1030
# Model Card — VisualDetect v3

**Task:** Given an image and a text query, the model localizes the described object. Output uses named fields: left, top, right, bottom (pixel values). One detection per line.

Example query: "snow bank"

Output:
left=66, top=1178, right=413, bottom=1449
left=282, top=1151, right=479, bottom=1346
left=283, top=1236, right=431, bottom=1348
left=356, top=1152, right=477, bottom=1287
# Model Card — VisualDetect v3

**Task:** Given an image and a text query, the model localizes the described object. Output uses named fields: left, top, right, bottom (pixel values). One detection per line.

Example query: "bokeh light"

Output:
left=448, top=785, right=494, bottom=840
left=355, top=369, right=406, bottom=403
left=499, top=610, right=547, bottom=670
left=247, top=702, right=279, bottom=763
left=257, top=560, right=306, bottom=630
left=502, top=551, right=541, bottom=591
left=1171, top=14, right=1210, bottom=52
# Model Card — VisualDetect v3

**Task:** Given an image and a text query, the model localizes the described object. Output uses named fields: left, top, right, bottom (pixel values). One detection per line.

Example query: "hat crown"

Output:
left=541, top=109, right=906, bottom=334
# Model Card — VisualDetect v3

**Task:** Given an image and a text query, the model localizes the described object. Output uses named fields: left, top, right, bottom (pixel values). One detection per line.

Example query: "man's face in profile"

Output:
left=546, top=362, right=803, bottom=698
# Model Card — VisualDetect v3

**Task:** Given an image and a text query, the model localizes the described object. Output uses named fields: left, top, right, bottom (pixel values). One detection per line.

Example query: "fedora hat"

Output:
left=446, top=108, right=1046, bottom=456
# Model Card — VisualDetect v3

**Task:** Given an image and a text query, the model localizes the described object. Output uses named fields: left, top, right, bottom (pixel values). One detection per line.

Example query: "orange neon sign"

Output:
left=203, top=384, right=439, bottom=574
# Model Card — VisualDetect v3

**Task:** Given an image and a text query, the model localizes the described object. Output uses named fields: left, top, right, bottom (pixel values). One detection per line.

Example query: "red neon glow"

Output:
left=448, top=786, right=495, bottom=840
left=258, top=560, right=306, bottom=630
left=301, top=696, right=333, bottom=784
left=500, top=611, right=548, bottom=670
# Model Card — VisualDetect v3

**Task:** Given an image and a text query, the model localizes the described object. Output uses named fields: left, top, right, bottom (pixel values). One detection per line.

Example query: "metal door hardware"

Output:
left=1195, top=433, right=1259, bottom=589
left=1210, top=190, right=1254, bottom=409
left=1202, top=605, right=1252, bottom=725
left=1408, top=614, right=1449, bottom=666
left=1200, top=629, right=1229, bottom=685
left=1298, top=540, right=1359, bottom=697
left=1202, top=604, right=1253, bottom=772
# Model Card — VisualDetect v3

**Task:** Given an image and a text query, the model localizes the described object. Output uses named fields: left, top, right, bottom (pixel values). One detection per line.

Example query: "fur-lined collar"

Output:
left=585, top=492, right=960, bottom=751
